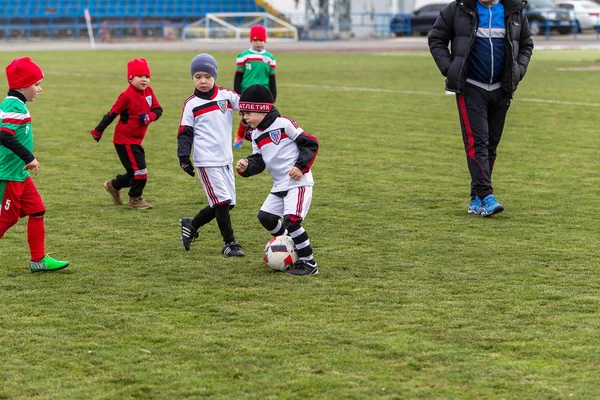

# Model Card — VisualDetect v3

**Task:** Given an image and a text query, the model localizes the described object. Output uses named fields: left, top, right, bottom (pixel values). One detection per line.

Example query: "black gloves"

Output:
left=140, top=113, right=152, bottom=126
left=180, top=158, right=195, bottom=177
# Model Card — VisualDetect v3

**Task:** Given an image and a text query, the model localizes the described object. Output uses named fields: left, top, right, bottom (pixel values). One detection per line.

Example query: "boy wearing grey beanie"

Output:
left=177, top=53, right=245, bottom=257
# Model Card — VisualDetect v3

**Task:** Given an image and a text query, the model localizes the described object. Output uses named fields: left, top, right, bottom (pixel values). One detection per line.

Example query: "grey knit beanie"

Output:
left=190, top=53, right=218, bottom=79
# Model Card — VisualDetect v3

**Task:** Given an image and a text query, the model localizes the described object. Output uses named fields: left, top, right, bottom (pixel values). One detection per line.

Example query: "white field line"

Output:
left=48, top=72, right=600, bottom=108
left=283, top=83, right=600, bottom=107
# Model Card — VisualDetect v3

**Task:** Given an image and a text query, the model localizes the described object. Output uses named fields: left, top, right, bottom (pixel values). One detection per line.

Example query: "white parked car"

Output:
left=555, top=0, right=600, bottom=31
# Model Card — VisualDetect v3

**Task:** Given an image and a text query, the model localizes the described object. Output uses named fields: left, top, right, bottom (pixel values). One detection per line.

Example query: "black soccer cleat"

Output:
left=222, top=240, right=245, bottom=257
left=287, top=259, right=319, bottom=276
left=180, top=217, right=198, bottom=251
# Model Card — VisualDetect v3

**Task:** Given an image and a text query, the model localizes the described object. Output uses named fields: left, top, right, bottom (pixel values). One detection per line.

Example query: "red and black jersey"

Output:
left=94, top=84, right=162, bottom=145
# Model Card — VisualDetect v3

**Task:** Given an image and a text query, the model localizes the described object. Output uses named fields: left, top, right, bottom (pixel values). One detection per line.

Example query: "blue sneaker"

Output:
left=233, top=138, right=243, bottom=149
left=468, top=197, right=482, bottom=215
left=481, top=194, right=504, bottom=217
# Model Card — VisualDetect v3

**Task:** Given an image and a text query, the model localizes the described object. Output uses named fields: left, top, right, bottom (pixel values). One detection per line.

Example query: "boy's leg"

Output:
left=26, top=214, right=69, bottom=269
left=113, top=144, right=133, bottom=190
left=194, top=166, right=243, bottom=256
left=214, top=204, right=234, bottom=244
left=198, top=166, right=236, bottom=209
left=234, top=120, right=246, bottom=148
left=180, top=205, right=216, bottom=251
left=20, top=178, right=47, bottom=262
left=112, top=143, right=134, bottom=205
left=281, top=187, right=318, bottom=275
left=21, top=179, right=69, bottom=271
left=27, top=213, right=45, bottom=262
left=192, top=206, right=216, bottom=228
left=0, top=181, right=19, bottom=239
left=285, top=217, right=318, bottom=276
left=258, top=210, right=287, bottom=236
left=115, top=144, right=150, bottom=209
left=127, top=145, right=148, bottom=198
left=210, top=166, right=243, bottom=256
left=0, top=220, right=12, bottom=238
left=258, top=193, right=286, bottom=236
left=215, top=204, right=244, bottom=257
left=1, top=179, right=68, bottom=271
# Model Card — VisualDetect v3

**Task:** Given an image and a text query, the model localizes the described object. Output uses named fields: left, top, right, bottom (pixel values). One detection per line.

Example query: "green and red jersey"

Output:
left=235, top=48, right=276, bottom=93
left=0, top=94, right=34, bottom=182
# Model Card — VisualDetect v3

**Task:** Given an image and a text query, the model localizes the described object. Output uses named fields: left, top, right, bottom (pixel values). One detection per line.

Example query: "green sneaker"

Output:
left=30, top=256, right=69, bottom=273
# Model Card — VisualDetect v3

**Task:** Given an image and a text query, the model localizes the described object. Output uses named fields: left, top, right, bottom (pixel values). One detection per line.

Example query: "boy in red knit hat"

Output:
left=232, top=25, right=277, bottom=149
left=91, top=58, right=163, bottom=209
left=0, top=57, right=69, bottom=272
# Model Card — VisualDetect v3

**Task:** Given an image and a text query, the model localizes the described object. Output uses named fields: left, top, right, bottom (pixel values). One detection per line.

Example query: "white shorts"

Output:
left=260, top=186, right=313, bottom=219
left=197, top=165, right=236, bottom=207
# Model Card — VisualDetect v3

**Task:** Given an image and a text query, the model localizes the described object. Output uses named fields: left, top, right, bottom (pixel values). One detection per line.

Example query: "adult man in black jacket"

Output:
left=428, top=0, right=533, bottom=217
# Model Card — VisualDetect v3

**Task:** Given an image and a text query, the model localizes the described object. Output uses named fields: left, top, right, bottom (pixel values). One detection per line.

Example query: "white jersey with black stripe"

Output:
left=180, top=86, right=240, bottom=167
left=250, top=116, right=314, bottom=192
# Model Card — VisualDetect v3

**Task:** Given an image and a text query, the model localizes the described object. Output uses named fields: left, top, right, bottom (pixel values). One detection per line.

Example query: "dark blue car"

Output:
left=390, top=3, right=448, bottom=37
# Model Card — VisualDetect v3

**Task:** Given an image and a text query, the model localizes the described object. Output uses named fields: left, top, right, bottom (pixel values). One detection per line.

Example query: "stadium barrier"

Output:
left=181, top=12, right=297, bottom=41
left=0, top=6, right=598, bottom=42
left=100, top=19, right=174, bottom=42
left=0, top=0, right=263, bottom=41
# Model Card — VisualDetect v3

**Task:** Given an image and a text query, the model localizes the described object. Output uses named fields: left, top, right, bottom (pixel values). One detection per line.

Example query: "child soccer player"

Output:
left=90, top=58, right=162, bottom=210
left=177, top=53, right=245, bottom=257
left=233, top=25, right=277, bottom=149
left=0, top=57, right=69, bottom=272
left=235, top=85, right=319, bottom=276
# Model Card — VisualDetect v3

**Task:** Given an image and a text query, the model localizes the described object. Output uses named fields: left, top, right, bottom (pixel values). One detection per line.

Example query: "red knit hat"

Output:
left=5, top=57, right=44, bottom=90
left=249, top=25, right=267, bottom=42
left=127, top=58, right=150, bottom=81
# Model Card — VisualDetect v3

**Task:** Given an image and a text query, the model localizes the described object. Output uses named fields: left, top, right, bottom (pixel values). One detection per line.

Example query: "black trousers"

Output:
left=456, top=83, right=511, bottom=199
left=112, top=144, right=147, bottom=198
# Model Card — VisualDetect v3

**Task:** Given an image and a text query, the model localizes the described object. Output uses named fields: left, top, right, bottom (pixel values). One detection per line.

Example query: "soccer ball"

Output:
left=264, top=235, right=298, bottom=272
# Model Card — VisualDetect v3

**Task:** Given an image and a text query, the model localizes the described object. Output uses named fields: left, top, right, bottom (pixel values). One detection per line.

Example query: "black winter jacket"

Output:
left=428, top=0, right=534, bottom=97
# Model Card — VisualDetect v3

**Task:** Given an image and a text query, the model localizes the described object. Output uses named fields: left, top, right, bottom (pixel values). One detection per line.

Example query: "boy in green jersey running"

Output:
left=233, top=25, right=277, bottom=149
left=0, top=57, right=69, bottom=272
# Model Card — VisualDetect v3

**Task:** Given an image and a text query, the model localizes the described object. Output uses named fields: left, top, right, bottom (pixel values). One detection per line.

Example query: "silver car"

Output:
left=556, top=0, right=600, bottom=31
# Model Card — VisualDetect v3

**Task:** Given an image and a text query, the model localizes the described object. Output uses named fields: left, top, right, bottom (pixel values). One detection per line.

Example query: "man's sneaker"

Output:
left=481, top=194, right=504, bottom=217
left=222, top=240, right=245, bottom=257
left=233, top=138, right=244, bottom=149
left=128, top=196, right=152, bottom=209
left=180, top=217, right=198, bottom=251
left=468, top=197, right=482, bottom=215
left=30, top=255, right=69, bottom=273
left=287, top=260, right=319, bottom=276
left=104, top=180, right=122, bottom=205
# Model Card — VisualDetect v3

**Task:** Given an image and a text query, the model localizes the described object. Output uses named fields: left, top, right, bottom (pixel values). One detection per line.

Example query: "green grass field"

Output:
left=1, top=47, right=600, bottom=399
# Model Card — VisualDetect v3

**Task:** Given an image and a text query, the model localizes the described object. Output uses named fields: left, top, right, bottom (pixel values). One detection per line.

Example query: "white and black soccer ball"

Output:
left=264, top=235, right=298, bottom=272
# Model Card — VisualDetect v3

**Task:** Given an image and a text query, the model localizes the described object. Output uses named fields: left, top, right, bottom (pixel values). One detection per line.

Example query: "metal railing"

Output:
left=3, top=10, right=600, bottom=41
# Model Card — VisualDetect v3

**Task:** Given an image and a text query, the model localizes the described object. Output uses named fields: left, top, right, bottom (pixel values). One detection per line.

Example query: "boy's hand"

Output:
left=23, top=158, right=40, bottom=176
left=140, top=113, right=152, bottom=126
left=90, top=129, right=103, bottom=142
left=289, top=166, right=303, bottom=181
left=236, top=159, right=248, bottom=175
left=180, top=159, right=195, bottom=177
